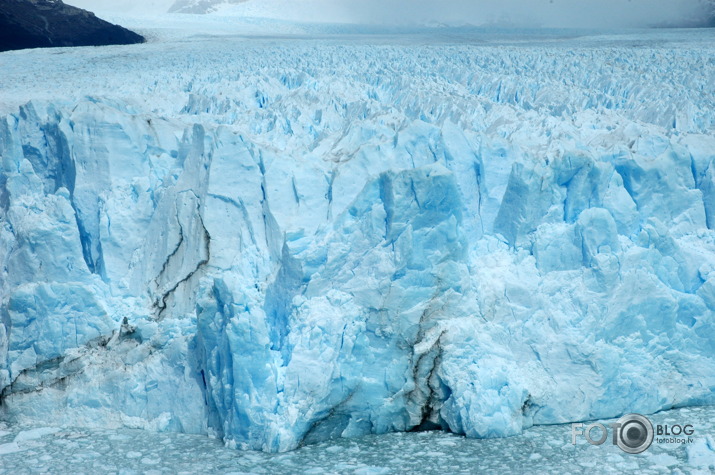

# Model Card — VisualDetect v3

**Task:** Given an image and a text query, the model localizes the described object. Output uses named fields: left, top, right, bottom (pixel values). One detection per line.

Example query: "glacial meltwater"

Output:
left=1, top=406, right=714, bottom=474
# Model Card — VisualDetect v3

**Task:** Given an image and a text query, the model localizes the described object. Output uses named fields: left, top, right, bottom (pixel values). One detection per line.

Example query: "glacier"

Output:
left=1, top=25, right=715, bottom=453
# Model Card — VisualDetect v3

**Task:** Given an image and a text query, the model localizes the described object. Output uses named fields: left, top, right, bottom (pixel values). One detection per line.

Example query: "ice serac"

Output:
left=1, top=40, right=715, bottom=452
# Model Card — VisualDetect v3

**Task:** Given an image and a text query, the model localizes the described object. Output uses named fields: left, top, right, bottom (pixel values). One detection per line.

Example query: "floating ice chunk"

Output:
left=687, top=436, right=715, bottom=470
left=14, top=427, right=61, bottom=442
left=0, top=441, right=25, bottom=455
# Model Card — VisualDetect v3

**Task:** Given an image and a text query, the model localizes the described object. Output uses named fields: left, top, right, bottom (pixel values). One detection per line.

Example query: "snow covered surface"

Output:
left=1, top=16, right=715, bottom=454
left=0, top=406, right=713, bottom=473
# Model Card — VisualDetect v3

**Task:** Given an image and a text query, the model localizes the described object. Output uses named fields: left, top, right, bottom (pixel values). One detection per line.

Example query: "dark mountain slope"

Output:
left=0, top=0, right=144, bottom=53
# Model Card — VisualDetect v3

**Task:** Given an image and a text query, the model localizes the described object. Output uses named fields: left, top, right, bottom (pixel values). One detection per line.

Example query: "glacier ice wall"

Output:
left=1, top=38, right=715, bottom=452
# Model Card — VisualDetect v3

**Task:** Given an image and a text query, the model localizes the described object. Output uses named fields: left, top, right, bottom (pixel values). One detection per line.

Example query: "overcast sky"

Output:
left=67, top=0, right=712, bottom=28
left=333, top=0, right=710, bottom=27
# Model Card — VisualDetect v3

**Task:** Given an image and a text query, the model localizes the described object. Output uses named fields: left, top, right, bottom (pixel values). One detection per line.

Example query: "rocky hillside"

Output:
left=0, top=0, right=144, bottom=53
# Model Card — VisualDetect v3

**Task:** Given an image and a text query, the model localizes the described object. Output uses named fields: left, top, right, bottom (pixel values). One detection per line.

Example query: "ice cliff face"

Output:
left=1, top=35, right=715, bottom=452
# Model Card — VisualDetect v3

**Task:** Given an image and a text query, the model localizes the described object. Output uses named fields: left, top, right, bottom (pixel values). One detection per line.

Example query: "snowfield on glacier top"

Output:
left=1, top=17, right=715, bottom=454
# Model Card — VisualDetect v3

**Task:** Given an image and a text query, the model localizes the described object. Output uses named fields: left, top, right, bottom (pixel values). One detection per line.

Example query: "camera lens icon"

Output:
left=616, top=414, right=653, bottom=454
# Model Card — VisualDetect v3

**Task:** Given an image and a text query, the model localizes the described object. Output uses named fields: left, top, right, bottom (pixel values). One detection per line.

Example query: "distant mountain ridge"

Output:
left=0, top=0, right=144, bottom=53
left=169, top=0, right=248, bottom=14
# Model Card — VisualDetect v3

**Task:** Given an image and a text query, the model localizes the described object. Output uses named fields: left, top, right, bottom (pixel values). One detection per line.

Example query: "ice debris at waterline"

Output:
left=1, top=406, right=714, bottom=473
left=1, top=27, right=715, bottom=453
